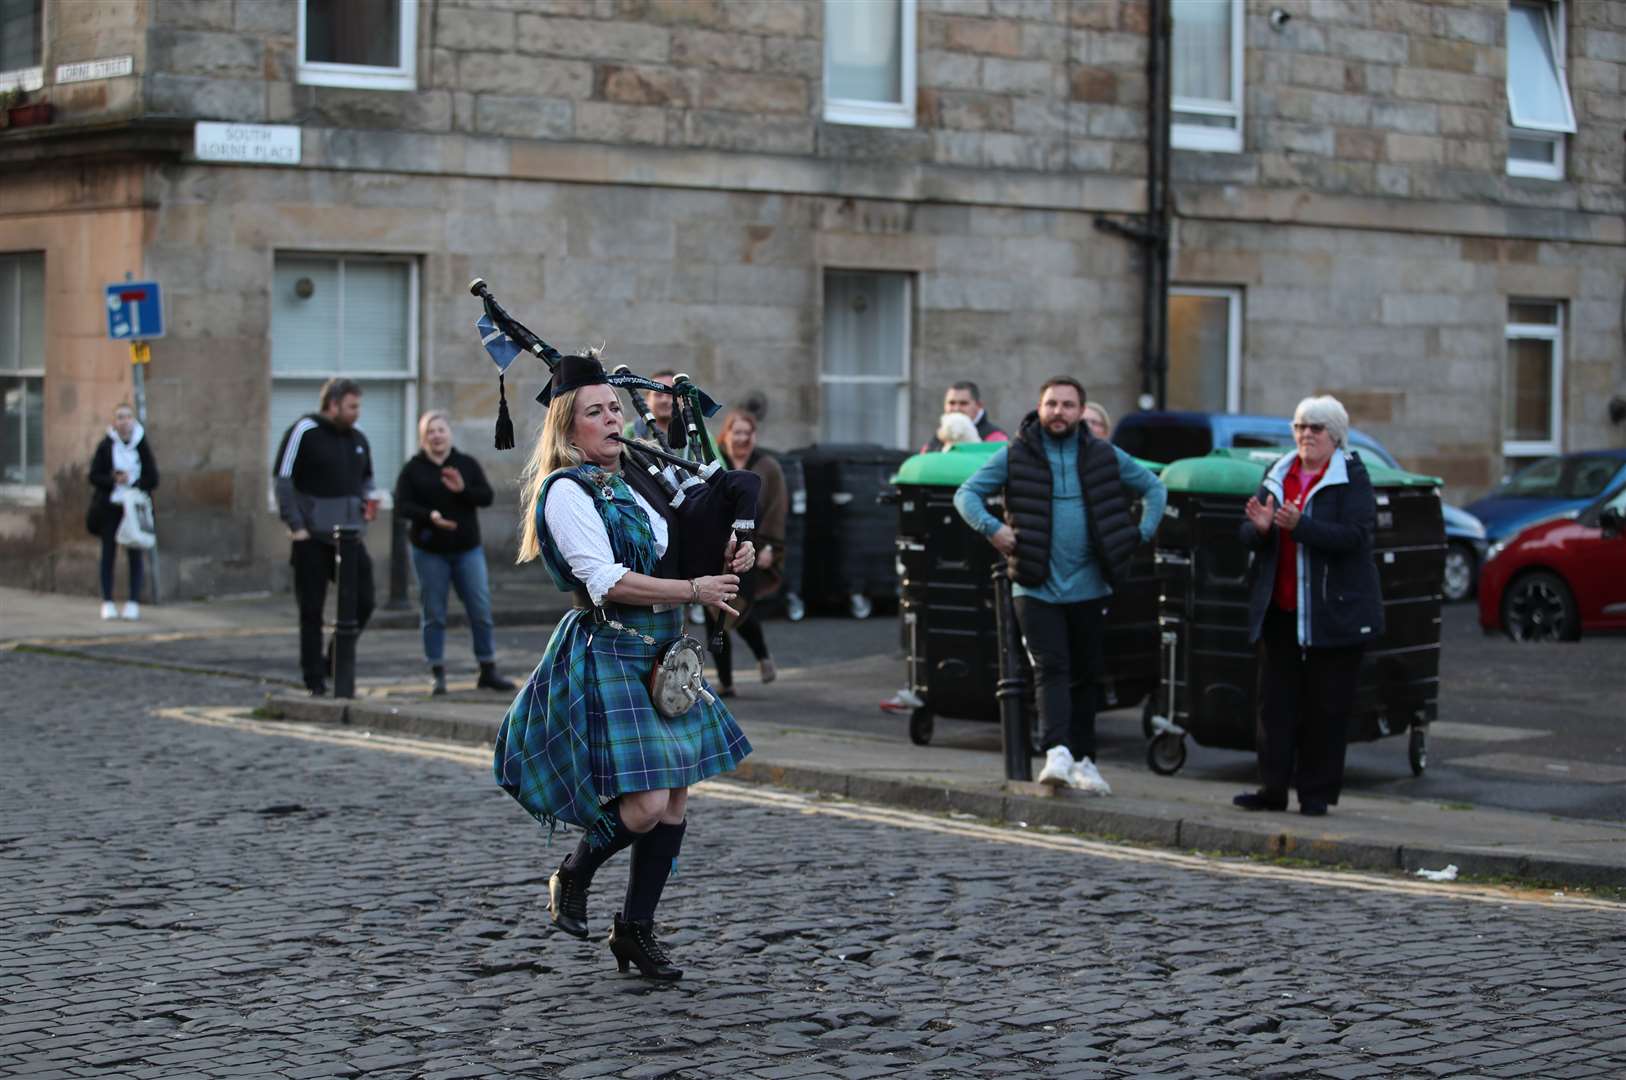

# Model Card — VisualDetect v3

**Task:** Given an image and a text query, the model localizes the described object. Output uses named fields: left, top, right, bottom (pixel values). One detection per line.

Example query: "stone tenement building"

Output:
left=1, top=0, right=1623, bottom=596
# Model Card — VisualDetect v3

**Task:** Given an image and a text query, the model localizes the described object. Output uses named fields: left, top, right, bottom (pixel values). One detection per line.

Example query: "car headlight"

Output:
left=1483, top=540, right=1507, bottom=564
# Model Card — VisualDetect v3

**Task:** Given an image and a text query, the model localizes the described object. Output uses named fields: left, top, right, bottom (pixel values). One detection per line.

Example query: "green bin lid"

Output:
left=1162, top=448, right=1441, bottom=495
left=891, top=443, right=1164, bottom=486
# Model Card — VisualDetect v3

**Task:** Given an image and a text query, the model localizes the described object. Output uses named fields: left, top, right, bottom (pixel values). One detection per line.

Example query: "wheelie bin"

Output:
left=793, top=443, right=912, bottom=618
left=1146, top=448, right=1444, bottom=777
left=892, top=444, right=1164, bottom=746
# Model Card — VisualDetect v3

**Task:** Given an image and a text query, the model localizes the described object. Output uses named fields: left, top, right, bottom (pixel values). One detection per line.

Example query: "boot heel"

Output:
left=615, top=954, right=630, bottom=973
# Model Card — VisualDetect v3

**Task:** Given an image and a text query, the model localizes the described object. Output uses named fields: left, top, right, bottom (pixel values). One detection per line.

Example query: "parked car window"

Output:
left=1568, top=458, right=1620, bottom=499
left=1502, top=457, right=1564, bottom=496
left=1113, top=420, right=1212, bottom=463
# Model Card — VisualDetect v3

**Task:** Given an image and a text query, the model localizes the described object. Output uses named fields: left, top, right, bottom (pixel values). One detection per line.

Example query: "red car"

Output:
left=1478, top=482, right=1626, bottom=641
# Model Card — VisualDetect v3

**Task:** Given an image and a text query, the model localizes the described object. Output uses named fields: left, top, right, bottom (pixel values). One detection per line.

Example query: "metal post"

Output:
left=130, top=344, right=161, bottom=604
left=386, top=507, right=410, bottom=609
left=991, top=564, right=1031, bottom=782
left=332, top=524, right=361, bottom=698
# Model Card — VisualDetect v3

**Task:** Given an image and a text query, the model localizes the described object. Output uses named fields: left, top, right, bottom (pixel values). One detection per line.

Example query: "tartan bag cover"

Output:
left=492, top=466, right=751, bottom=845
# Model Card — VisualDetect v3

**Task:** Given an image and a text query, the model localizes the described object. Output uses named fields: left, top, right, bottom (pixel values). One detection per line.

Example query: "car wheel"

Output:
left=1501, top=570, right=1580, bottom=643
left=1441, top=541, right=1477, bottom=603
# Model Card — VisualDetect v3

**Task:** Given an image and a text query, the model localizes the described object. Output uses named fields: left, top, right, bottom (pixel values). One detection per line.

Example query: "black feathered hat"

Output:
left=536, top=352, right=609, bottom=408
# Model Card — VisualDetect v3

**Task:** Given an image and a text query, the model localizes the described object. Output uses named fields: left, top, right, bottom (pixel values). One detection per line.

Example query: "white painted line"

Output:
left=149, top=707, right=1626, bottom=913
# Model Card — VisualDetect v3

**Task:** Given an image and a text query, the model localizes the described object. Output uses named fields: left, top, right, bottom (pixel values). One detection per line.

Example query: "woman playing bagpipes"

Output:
left=493, top=349, right=754, bottom=981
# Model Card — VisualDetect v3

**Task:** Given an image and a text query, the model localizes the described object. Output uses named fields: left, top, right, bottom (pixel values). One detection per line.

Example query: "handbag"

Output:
left=114, top=491, right=158, bottom=549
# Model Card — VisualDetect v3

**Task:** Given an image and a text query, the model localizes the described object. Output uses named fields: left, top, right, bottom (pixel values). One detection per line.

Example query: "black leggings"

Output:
left=99, top=530, right=144, bottom=602
left=702, top=579, right=770, bottom=686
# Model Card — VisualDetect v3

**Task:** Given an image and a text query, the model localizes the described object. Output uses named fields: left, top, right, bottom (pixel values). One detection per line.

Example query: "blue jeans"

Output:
left=411, top=545, right=496, bottom=666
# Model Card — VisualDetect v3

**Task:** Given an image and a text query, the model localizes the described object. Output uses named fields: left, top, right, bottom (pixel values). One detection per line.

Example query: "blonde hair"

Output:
left=717, top=408, right=758, bottom=467
left=516, top=386, right=585, bottom=564
left=417, top=409, right=451, bottom=449
left=1083, top=401, right=1111, bottom=434
left=936, top=411, right=981, bottom=447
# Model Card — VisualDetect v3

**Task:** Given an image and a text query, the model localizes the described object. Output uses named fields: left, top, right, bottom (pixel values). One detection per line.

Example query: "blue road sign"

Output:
left=105, top=280, right=165, bottom=340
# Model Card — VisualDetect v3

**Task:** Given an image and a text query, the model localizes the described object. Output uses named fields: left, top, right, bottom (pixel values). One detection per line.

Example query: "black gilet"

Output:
left=1002, top=411, right=1140, bottom=591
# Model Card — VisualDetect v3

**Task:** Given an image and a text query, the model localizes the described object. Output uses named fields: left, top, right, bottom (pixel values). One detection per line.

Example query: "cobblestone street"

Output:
left=3, top=650, right=1624, bottom=1079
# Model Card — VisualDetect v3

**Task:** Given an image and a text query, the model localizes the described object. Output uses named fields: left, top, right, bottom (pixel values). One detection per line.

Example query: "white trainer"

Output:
left=1069, top=756, right=1112, bottom=796
left=1037, top=745, right=1075, bottom=787
left=121, top=601, right=140, bottom=621
left=100, top=601, right=118, bottom=620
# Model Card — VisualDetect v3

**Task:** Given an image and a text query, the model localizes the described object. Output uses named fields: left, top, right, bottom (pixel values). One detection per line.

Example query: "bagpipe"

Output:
left=470, top=278, right=761, bottom=601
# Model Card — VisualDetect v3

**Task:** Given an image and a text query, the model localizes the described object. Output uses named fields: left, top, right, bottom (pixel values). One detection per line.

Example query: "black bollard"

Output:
left=385, top=507, right=410, bottom=610
left=332, top=524, right=361, bottom=699
left=991, top=564, right=1031, bottom=782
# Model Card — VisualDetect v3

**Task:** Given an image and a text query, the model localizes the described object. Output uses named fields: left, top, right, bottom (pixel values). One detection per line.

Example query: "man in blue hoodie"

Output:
left=955, top=376, right=1166, bottom=793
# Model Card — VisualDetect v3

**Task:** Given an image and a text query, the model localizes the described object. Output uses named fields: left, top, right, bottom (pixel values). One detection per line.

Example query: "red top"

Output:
left=1272, top=457, right=1328, bottom=612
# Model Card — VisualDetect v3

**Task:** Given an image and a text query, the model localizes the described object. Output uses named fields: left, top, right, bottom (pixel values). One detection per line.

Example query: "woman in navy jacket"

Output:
left=1235, top=395, right=1383, bottom=817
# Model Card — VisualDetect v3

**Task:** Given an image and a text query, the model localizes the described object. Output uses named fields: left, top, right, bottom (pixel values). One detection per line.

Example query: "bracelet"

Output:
left=689, top=578, right=699, bottom=604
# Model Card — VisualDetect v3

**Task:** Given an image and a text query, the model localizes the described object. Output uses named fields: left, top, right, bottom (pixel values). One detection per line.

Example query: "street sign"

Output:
left=105, top=280, right=165, bottom=340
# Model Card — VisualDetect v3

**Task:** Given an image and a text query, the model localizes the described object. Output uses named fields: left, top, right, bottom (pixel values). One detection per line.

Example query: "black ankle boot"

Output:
left=430, top=665, right=447, bottom=696
left=548, top=860, right=590, bottom=939
left=608, top=914, right=682, bottom=980
left=477, top=661, right=516, bottom=691
left=547, top=806, right=640, bottom=940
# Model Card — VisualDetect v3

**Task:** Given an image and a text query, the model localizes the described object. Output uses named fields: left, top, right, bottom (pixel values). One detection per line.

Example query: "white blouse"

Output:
left=543, top=477, right=669, bottom=606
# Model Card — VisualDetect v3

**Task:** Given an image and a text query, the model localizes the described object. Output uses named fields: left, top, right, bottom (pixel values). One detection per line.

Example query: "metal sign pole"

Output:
left=130, top=340, right=160, bottom=604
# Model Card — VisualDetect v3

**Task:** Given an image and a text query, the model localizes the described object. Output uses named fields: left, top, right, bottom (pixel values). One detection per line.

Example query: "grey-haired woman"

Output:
left=1234, top=395, right=1384, bottom=817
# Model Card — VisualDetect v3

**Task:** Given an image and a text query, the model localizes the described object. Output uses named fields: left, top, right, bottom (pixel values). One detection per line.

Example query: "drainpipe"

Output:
left=1095, top=0, right=1171, bottom=410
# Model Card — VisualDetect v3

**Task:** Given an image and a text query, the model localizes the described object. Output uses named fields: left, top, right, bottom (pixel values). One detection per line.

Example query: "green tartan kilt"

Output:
left=582, top=605, right=751, bottom=792
left=494, top=603, right=751, bottom=838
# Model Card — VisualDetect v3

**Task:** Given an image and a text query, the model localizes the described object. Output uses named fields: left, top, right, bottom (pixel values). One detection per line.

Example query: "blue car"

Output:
left=1113, top=411, right=1489, bottom=602
left=1466, top=451, right=1626, bottom=545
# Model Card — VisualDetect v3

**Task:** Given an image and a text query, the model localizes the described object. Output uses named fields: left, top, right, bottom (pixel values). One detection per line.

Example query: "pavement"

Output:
left=8, top=583, right=1621, bottom=890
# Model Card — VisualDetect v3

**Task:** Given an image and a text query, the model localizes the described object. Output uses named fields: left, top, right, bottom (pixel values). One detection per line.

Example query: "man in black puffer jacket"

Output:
left=273, top=378, right=378, bottom=695
left=954, top=376, right=1166, bottom=794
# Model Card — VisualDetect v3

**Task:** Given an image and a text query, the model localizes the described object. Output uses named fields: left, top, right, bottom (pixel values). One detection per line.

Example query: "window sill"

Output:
left=296, top=63, right=416, bottom=92
left=0, top=485, right=46, bottom=507
left=823, top=100, right=916, bottom=129
left=1171, top=124, right=1242, bottom=154
left=1502, top=441, right=1560, bottom=458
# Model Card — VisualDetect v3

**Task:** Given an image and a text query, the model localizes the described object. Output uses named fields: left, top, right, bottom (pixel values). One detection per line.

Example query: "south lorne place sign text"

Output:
left=193, top=122, right=302, bottom=165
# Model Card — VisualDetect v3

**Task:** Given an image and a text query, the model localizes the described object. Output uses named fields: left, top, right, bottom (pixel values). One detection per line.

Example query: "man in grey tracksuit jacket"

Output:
left=273, top=379, right=377, bottom=694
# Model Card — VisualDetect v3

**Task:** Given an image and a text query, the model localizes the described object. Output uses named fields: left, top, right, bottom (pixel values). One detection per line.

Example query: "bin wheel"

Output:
left=909, top=707, right=934, bottom=746
left=1409, top=727, right=1427, bottom=777
left=1147, top=732, right=1186, bottom=776
left=849, top=593, right=873, bottom=620
left=1141, top=698, right=1156, bottom=741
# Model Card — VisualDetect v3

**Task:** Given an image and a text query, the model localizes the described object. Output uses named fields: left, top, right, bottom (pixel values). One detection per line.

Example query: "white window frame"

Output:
left=823, top=0, right=917, bottom=129
left=1506, top=0, right=1574, bottom=181
left=1170, top=0, right=1244, bottom=154
left=1502, top=301, right=1564, bottom=459
left=819, top=271, right=913, bottom=450
left=267, top=253, right=420, bottom=511
left=1168, top=285, right=1243, bottom=413
left=0, top=252, right=45, bottom=505
left=296, top=0, right=418, bottom=92
left=0, top=0, right=43, bottom=91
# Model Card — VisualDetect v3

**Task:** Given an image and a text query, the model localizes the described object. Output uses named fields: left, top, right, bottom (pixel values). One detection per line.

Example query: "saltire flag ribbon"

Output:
left=478, top=313, right=523, bottom=374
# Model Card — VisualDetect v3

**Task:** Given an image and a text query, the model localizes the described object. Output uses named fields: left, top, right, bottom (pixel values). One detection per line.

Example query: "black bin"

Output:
left=792, top=443, right=911, bottom=617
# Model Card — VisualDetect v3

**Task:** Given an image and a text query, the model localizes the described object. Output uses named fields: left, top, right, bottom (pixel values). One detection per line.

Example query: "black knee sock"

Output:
left=561, top=802, right=642, bottom=884
left=623, top=819, right=686, bottom=924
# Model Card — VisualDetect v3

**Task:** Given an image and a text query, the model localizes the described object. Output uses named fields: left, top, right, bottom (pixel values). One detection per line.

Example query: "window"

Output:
left=0, top=0, right=43, bottom=92
left=823, top=0, right=916, bottom=128
left=820, top=271, right=911, bottom=447
left=1506, top=0, right=1574, bottom=180
left=1170, top=0, right=1243, bottom=153
left=1167, top=286, right=1242, bottom=412
left=0, top=252, right=45, bottom=499
left=269, top=255, right=418, bottom=504
left=1503, top=300, right=1563, bottom=459
left=297, top=0, right=417, bottom=91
